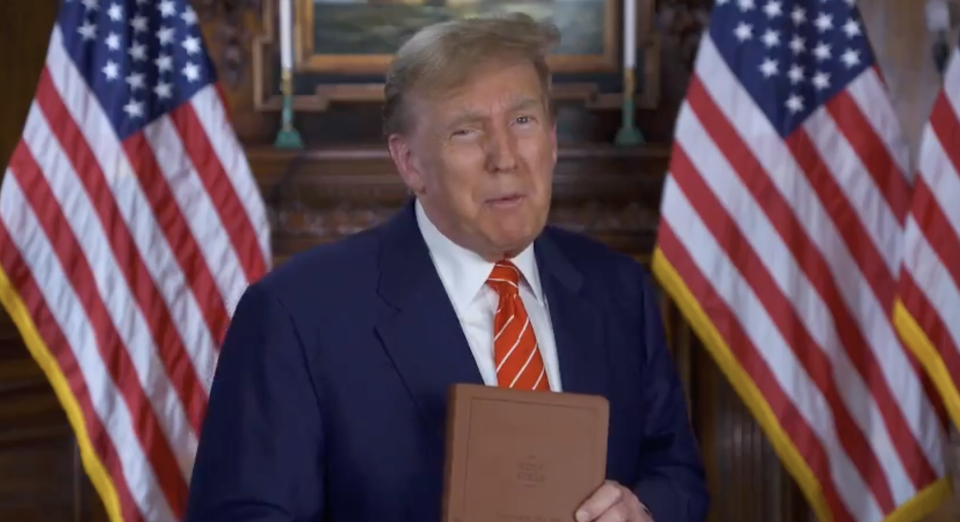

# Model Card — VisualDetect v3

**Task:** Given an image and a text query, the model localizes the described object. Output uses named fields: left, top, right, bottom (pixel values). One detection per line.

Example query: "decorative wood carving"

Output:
left=193, top=0, right=262, bottom=87
left=656, top=0, right=710, bottom=73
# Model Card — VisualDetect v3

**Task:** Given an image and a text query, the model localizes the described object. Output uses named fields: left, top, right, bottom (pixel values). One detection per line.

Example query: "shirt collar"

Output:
left=415, top=199, right=543, bottom=311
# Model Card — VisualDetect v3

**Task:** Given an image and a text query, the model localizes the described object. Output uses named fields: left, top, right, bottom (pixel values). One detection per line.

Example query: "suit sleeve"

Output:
left=631, top=270, right=710, bottom=522
left=184, top=283, right=325, bottom=522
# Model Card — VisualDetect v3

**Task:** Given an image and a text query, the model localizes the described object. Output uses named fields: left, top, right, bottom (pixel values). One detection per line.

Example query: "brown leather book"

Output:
left=441, top=383, right=610, bottom=522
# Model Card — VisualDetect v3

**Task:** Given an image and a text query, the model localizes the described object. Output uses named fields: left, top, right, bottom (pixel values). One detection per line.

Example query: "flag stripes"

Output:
left=895, top=41, right=960, bottom=435
left=652, top=28, right=950, bottom=522
left=0, top=8, right=271, bottom=522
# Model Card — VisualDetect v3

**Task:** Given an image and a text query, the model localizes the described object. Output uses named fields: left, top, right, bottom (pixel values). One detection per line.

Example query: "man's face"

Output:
left=389, top=60, right=558, bottom=260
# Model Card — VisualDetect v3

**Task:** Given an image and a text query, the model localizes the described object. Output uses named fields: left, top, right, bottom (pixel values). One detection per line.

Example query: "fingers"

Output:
left=593, top=502, right=632, bottom=522
left=575, top=481, right=623, bottom=522
left=595, top=490, right=649, bottom=522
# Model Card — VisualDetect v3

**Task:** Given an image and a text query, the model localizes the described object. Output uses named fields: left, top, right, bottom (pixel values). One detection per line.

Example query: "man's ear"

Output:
left=387, top=133, right=425, bottom=194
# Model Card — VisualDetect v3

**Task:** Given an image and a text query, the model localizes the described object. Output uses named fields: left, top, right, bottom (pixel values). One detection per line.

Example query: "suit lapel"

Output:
left=535, top=231, right=609, bottom=398
left=373, top=201, right=484, bottom=441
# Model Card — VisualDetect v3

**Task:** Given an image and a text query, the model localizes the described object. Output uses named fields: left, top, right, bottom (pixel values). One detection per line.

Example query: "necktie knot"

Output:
left=487, top=260, right=521, bottom=297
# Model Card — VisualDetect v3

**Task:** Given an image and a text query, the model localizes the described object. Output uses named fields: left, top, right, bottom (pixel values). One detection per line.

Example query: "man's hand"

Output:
left=575, top=481, right=654, bottom=522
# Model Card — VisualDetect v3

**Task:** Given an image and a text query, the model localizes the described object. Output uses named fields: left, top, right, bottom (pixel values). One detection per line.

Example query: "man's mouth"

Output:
left=487, top=194, right=525, bottom=207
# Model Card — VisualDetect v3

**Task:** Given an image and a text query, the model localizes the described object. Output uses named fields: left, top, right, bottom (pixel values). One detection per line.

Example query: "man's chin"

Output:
left=484, top=230, right=542, bottom=257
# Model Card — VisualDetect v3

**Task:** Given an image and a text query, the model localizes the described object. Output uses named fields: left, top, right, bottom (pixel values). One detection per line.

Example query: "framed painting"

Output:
left=294, top=0, right=619, bottom=74
left=251, top=0, right=660, bottom=112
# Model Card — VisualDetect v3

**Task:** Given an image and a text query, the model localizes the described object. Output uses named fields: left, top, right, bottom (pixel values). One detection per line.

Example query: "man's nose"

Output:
left=485, top=128, right=518, bottom=173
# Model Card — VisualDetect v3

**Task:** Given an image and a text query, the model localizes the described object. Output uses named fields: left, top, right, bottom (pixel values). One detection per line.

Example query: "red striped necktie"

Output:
left=486, top=260, right=550, bottom=391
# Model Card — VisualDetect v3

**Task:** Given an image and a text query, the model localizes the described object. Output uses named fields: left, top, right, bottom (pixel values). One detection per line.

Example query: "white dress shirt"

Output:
left=415, top=200, right=564, bottom=392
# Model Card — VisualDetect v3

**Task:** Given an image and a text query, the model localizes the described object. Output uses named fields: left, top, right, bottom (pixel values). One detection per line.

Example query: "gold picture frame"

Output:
left=294, top=0, right=619, bottom=74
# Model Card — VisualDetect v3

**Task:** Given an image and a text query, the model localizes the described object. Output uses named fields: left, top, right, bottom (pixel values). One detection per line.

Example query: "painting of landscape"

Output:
left=310, top=0, right=611, bottom=59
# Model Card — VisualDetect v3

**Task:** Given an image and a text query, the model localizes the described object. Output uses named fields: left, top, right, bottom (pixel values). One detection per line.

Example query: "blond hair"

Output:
left=382, top=13, right=561, bottom=136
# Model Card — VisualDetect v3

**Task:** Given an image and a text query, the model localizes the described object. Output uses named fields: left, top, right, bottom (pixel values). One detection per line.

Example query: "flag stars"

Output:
left=129, top=42, right=147, bottom=61
left=813, top=42, right=831, bottom=61
left=105, top=32, right=121, bottom=51
left=126, top=72, right=145, bottom=91
left=788, top=64, right=804, bottom=84
left=66, top=0, right=216, bottom=133
left=763, top=0, right=782, bottom=18
left=155, top=53, right=173, bottom=73
left=182, top=62, right=201, bottom=82
left=791, top=6, right=806, bottom=24
left=762, top=29, right=780, bottom=47
left=789, top=35, right=806, bottom=54
left=155, top=81, right=173, bottom=100
left=841, top=48, right=861, bottom=68
left=811, top=71, right=830, bottom=90
left=713, top=0, right=873, bottom=131
left=130, top=15, right=148, bottom=33
left=785, top=94, right=804, bottom=113
left=814, top=12, right=833, bottom=32
left=78, top=21, right=97, bottom=41
left=123, top=99, right=144, bottom=119
left=843, top=19, right=862, bottom=38
left=157, top=26, right=175, bottom=46
left=158, top=0, right=177, bottom=17
left=181, top=6, right=198, bottom=25
left=102, top=60, right=119, bottom=81
left=759, top=58, right=779, bottom=77
left=107, top=3, right=123, bottom=22
left=182, top=36, right=201, bottom=55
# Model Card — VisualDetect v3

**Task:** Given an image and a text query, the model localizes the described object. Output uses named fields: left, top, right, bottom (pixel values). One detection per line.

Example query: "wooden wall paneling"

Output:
left=693, top=333, right=814, bottom=522
left=0, top=0, right=58, bottom=169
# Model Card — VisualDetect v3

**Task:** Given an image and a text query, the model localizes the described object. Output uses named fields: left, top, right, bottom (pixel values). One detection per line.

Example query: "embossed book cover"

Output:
left=442, top=383, right=610, bottom=522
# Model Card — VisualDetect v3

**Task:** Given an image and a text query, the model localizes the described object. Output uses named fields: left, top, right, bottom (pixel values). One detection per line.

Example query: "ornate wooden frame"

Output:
left=250, top=0, right=661, bottom=112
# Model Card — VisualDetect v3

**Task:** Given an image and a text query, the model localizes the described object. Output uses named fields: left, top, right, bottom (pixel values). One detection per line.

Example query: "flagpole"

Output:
left=274, top=0, right=304, bottom=149
left=615, top=0, right=644, bottom=146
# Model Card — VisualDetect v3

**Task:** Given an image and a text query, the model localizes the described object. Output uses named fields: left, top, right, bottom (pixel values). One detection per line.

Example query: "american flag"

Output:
left=650, top=0, right=952, bottom=521
left=894, top=32, right=960, bottom=439
left=0, top=1, right=272, bottom=522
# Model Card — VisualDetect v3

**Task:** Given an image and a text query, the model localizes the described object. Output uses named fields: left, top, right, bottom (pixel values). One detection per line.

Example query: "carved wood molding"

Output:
left=656, top=0, right=711, bottom=74
left=194, top=0, right=262, bottom=87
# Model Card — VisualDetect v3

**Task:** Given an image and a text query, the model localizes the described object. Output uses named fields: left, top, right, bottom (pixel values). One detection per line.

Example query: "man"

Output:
left=185, top=13, right=709, bottom=522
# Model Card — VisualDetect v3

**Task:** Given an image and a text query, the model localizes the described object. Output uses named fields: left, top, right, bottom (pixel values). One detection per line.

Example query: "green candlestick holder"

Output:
left=274, top=68, right=304, bottom=150
left=615, top=67, right=645, bottom=147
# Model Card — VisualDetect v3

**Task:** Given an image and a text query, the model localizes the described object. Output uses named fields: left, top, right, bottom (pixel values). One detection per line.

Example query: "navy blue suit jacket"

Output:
left=185, top=201, right=709, bottom=522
